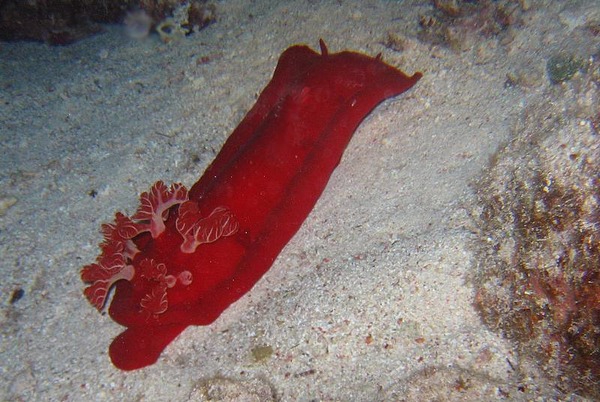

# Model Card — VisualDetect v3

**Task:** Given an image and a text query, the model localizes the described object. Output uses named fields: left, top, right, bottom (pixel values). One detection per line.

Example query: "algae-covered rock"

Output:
left=472, top=68, right=600, bottom=398
left=546, top=53, right=584, bottom=84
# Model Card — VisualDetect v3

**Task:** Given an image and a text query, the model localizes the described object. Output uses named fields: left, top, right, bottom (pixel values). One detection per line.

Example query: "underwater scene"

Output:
left=0, top=1, right=598, bottom=400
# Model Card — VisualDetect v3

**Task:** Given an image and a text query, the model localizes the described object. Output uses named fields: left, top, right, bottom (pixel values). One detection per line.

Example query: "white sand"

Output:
left=1, top=0, right=598, bottom=400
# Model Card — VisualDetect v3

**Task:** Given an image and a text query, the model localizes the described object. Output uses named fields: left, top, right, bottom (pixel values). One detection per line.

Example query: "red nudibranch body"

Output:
left=82, top=40, right=421, bottom=370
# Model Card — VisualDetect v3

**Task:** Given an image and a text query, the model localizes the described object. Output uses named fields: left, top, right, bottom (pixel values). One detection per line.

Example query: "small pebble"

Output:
left=0, top=196, right=17, bottom=216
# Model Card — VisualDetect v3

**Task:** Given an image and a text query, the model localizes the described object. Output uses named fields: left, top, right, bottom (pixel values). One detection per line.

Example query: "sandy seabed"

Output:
left=1, top=1, right=598, bottom=400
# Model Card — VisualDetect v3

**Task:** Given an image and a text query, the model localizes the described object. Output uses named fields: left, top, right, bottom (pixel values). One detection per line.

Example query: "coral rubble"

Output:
left=416, top=0, right=526, bottom=51
left=0, top=0, right=216, bottom=45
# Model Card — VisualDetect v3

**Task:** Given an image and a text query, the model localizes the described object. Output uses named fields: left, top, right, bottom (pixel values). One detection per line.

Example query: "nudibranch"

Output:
left=82, top=40, right=422, bottom=370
